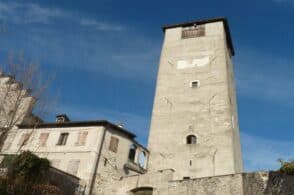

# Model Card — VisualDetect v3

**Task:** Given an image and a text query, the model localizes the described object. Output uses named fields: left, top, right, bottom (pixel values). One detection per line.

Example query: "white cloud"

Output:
left=0, top=2, right=124, bottom=31
left=235, top=49, right=294, bottom=106
left=0, top=2, right=68, bottom=24
left=272, top=0, right=294, bottom=6
left=241, top=132, right=293, bottom=171
left=80, top=18, right=124, bottom=31
left=0, top=22, right=159, bottom=82
left=24, top=3, right=68, bottom=24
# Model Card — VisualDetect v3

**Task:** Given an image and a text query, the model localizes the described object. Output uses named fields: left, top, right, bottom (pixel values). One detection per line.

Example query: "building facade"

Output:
left=1, top=115, right=149, bottom=194
left=0, top=71, right=35, bottom=129
left=148, top=18, right=243, bottom=180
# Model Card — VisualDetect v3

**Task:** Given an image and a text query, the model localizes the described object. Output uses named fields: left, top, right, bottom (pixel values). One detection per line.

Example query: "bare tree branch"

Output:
left=0, top=54, right=55, bottom=151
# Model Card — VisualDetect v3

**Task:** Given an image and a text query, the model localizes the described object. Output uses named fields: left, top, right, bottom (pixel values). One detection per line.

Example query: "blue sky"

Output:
left=0, top=0, right=293, bottom=172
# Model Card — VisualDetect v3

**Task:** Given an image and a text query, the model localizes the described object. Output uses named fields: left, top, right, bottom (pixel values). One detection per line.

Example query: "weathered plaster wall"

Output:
left=148, top=21, right=242, bottom=180
left=0, top=72, right=35, bottom=128
left=92, top=128, right=149, bottom=194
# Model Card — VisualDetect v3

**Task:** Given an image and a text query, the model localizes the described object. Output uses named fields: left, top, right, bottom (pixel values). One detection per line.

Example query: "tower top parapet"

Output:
left=162, top=17, right=235, bottom=56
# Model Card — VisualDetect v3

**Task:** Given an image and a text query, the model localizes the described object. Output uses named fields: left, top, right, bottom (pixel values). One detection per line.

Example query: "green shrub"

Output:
left=0, top=151, right=61, bottom=195
left=0, top=155, right=16, bottom=168
left=278, top=159, right=294, bottom=175
left=9, top=151, right=50, bottom=182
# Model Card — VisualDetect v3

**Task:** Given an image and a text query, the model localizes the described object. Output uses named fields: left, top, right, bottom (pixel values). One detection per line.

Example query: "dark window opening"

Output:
left=183, top=177, right=191, bottom=180
left=186, top=135, right=197, bottom=144
left=57, top=133, right=69, bottom=145
left=191, top=80, right=200, bottom=88
left=131, top=187, right=153, bottom=195
left=128, top=144, right=137, bottom=162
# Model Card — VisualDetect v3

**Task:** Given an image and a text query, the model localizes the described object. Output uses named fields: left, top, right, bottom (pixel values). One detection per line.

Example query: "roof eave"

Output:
left=17, top=120, right=136, bottom=138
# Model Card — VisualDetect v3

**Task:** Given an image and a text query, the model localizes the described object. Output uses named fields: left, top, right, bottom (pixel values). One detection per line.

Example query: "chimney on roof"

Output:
left=56, top=114, right=70, bottom=123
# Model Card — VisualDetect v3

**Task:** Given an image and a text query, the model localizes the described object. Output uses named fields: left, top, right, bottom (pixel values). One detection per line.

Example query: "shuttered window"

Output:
left=39, top=133, right=49, bottom=147
left=182, top=25, right=205, bottom=39
left=109, top=136, right=119, bottom=153
left=57, top=133, right=69, bottom=145
left=75, top=131, right=88, bottom=146
left=18, top=133, right=30, bottom=146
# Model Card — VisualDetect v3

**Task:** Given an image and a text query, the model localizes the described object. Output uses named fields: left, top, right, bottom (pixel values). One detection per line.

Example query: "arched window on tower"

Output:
left=186, top=135, right=197, bottom=144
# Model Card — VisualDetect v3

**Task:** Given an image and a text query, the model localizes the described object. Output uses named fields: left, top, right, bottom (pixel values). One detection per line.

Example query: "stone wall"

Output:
left=243, top=171, right=294, bottom=195
left=104, top=169, right=174, bottom=195
left=168, top=174, right=243, bottom=195
left=48, top=167, right=83, bottom=195
left=104, top=171, right=294, bottom=195
left=168, top=171, right=294, bottom=195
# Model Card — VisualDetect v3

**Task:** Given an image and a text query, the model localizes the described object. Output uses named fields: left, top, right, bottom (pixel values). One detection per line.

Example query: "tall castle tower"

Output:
left=147, top=18, right=243, bottom=180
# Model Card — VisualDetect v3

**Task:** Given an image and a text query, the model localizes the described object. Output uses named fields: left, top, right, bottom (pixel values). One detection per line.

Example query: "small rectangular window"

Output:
left=182, top=25, right=205, bottom=39
left=75, top=131, right=88, bottom=146
left=39, top=133, right=49, bottom=147
left=57, top=133, right=69, bottom=146
left=18, top=133, right=30, bottom=146
left=190, top=80, right=200, bottom=88
left=109, top=136, right=119, bottom=153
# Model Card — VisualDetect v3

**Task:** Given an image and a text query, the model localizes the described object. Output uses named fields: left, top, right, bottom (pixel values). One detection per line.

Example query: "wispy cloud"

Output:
left=80, top=18, right=124, bottom=31
left=272, top=0, right=294, bottom=6
left=0, top=2, right=68, bottom=24
left=0, top=1, right=124, bottom=31
left=235, top=49, right=294, bottom=106
left=0, top=22, right=159, bottom=82
left=241, top=132, right=293, bottom=171
left=0, top=2, right=159, bottom=82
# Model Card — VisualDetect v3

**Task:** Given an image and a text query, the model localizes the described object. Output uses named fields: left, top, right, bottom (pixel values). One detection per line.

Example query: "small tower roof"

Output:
left=162, top=17, right=235, bottom=56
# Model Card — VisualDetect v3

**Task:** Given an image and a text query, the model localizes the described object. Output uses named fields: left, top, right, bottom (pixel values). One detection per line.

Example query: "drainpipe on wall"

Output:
left=88, top=126, right=107, bottom=195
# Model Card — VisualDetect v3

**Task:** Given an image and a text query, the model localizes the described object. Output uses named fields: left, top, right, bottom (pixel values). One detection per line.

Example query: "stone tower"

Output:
left=147, top=18, right=243, bottom=180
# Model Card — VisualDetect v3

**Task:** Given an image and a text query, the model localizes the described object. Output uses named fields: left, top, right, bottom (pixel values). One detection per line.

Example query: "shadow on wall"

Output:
left=243, top=171, right=294, bottom=195
left=265, top=172, right=294, bottom=195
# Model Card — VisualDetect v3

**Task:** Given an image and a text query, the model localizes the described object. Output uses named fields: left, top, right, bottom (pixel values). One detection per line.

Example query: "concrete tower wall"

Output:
left=147, top=20, right=242, bottom=180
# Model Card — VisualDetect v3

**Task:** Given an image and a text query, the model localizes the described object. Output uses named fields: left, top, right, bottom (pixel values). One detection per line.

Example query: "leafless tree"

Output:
left=0, top=54, right=55, bottom=151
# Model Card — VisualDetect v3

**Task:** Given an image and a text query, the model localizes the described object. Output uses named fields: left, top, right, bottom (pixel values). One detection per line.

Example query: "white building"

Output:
left=1, top=114, right=149, bottom=194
